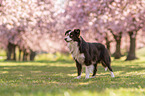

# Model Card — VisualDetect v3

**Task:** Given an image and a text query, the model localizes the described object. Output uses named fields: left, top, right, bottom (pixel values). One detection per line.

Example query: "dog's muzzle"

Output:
left=64, top=38, right=72, bottom=42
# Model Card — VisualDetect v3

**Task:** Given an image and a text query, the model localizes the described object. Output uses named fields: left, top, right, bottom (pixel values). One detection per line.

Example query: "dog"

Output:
left=64, top=29, right=115, bottom=79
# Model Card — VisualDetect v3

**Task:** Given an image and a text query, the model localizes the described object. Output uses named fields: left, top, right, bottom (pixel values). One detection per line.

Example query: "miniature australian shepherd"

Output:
left=64, top=29, right=115, bottom=79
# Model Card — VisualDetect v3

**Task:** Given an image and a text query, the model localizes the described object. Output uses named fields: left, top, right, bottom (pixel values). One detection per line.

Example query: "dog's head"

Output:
left=64, top=29, right=80, bottom=42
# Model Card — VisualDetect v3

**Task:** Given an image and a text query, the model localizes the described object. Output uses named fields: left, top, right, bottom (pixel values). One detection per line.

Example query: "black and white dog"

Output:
left=65, top=29, right=115, bottom=79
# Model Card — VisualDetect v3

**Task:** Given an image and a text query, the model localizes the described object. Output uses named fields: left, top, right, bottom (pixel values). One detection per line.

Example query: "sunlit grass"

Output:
left=35, top=52, right=73, bottom=61
left=0, top=48, right=145, bottom=96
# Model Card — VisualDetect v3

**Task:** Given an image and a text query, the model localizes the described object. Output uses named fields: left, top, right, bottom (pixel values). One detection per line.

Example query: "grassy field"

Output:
left=0, top=50, right=145, bottom=96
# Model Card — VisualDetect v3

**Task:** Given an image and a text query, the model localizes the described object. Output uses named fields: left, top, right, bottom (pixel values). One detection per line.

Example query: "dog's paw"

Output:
left=111, top=72, right=115, bottom=78
left=85, top=76, right=90, bottom=79
left=74, top=76, right=81, bottom=79
left=105, top=67, right=108, bottom=71
left=90, top=76, right=96, bottom=78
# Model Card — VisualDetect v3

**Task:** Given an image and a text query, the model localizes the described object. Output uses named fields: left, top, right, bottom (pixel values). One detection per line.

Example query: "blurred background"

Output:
left=0, top=0, right=145, bottom=61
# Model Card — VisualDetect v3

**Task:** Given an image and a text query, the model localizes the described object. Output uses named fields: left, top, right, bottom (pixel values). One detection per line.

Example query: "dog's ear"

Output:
left=74, top=29, right=80, bottom=37
left=65, top=30, right=71, bottom=35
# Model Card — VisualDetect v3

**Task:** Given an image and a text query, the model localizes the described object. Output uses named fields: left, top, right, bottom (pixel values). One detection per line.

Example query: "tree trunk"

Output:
left=110, top=31, right=122, bottom=59
left=23, top=49, right=29, bottom=61
left=30, top=50, right=36, bottom=61
left=114, top=39, right=121, bottom=59
left=12, top=45, right=16, bottom=60
left=19, top=49, right=22, bottom=61
left=6, top=42, right=13, bottom=60
left=6, top=42, right=16, bottom=61
left=105, top=33, right=111, bottom=54
left=126, top=32, right=137, bottom=60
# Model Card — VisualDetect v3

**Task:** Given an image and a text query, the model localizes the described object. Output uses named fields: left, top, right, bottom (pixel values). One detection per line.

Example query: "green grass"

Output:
left=0, top=49, right=145, bottom=96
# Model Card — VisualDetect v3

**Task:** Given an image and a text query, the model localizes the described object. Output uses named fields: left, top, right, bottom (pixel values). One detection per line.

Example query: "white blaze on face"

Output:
left=66, top=35, right=72, bottom=42
left=65, top=31, right=72, bottom=42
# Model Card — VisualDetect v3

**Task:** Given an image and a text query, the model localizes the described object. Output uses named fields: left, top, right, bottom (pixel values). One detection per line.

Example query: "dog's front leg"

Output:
left=75, top=60, right=82, bottom=79
left=85, top=66, right=90, bottom=79
left=85, top=65, right=94, bottom=79
left=92, top=64, right=97, bottom=78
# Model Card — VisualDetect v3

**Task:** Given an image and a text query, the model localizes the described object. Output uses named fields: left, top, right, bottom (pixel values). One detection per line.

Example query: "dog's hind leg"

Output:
left=102, top=58, right=115, bottom=77
left=101, top=48, right=115, bottom=77
left=101, top=61, right=108, bottom=71
left=107, top=65, right=115, bottom=77
left=106, top=64, right=115, bottom=77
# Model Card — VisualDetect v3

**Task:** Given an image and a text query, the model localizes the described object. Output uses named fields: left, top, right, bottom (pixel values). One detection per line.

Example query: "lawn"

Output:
left=0, top=52, right=145, bottom=96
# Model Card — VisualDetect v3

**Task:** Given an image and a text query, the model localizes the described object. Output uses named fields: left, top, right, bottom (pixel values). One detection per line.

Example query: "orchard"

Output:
left=0, top=0, right=145, bottom=61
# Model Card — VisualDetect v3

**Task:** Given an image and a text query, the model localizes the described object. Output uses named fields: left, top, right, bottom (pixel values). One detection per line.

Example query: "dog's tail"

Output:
left=101, top=47, right=113, bottom=72
left=100, top=47, right=111, bottom=67
left=101, top=47, right=111, bottom=62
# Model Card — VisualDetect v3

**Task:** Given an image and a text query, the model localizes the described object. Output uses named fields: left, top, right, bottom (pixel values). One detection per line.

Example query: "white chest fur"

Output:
left=67, top=41, right=85, bottom=64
